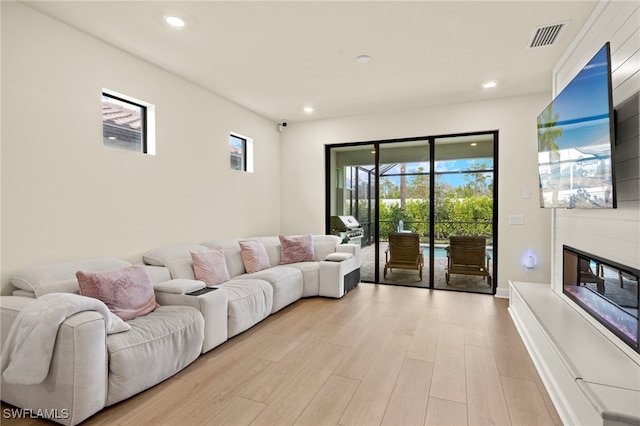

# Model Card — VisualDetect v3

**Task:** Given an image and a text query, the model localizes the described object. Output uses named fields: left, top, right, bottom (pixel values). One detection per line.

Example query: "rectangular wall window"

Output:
left=230, top=132, right=254, bottom=172
left=102, top=90, right=155, bottom=154
left=230, top=134, right=246, bottom=171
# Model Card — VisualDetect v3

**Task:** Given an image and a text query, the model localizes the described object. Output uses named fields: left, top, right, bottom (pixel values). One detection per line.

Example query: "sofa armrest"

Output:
left=154, top=279, right=205, bottom=295
left=336, top=243, right=361, bottom=264
left=319, top=252, right=361, bottom=298
left=0, top=296, right=108, bottom=425
left=153, top=282, right=228, bottom=353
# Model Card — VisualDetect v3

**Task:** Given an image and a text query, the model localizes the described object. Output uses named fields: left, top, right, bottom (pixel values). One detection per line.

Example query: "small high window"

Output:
left=230, top=134, right=246, bottom=171
left=102, top=90, right=155, bottom=154
left=230, top=133, right=253, bottom=172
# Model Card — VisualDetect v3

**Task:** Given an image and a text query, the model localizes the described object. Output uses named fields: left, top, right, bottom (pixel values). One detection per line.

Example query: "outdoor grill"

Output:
left=329, top=215, right=364, bottom=246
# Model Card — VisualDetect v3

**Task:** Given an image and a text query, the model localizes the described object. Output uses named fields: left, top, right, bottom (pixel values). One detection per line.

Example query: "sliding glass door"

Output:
left=433, top=134, right=495, bottom=294
left=378, top=140, right=430, bottom=286
left=326, top=131, right=497, bottom=294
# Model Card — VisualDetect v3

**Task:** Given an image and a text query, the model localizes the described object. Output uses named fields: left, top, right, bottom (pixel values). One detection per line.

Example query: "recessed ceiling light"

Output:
left=470, top=142, right=478, bottom=147
left=482, top=81, right=497, bottom=88
left=303, top=106, right=314, bottom=113
left=164, top=14, right=186, bottom=28
left=356, top=55, right=371, bottom=63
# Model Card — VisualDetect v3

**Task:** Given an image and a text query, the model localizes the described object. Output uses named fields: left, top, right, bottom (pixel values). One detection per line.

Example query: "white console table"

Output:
left=508, top=281, right=640, bottom=426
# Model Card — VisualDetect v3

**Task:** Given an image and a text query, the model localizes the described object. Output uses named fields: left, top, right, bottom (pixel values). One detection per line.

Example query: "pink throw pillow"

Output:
left=238, top=240, right=271, bottom=273
left=76, top=264, right=158, bottom=321
left=279, top=234, right=316, bottom=264
left=190, top=248, right=230, bottom=285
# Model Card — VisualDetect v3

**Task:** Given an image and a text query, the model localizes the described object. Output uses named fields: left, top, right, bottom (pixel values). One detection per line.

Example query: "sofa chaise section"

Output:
left=1, top=258, right=205, bottom=425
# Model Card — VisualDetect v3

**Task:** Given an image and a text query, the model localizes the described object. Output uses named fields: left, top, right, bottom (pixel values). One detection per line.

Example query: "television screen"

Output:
left=537, top=42, right=616, bottom=209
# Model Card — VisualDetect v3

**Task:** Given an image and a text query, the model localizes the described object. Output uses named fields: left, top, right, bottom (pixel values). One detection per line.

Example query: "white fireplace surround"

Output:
left=509, top=281, right=640, bottom=426
left=508, top=1, right=640, bottom=425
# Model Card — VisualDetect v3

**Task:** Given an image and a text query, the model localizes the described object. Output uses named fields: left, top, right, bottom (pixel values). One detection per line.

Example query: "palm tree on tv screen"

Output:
left=538, top=104, right=563, bottom=156
left=538, top=103, right=563, bottom=204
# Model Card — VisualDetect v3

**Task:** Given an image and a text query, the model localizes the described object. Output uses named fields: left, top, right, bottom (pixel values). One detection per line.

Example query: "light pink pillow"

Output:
left=190, top=248, right=230, bottom=285
left=238, top=240, right=271, bottom=273
left=76, top=264, right=158, bottom=321
left=279, top=234, right=316, bottom=264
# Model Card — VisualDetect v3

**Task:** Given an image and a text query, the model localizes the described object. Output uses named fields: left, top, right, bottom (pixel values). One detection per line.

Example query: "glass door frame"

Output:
left=325, top=130, right=499, bottom=294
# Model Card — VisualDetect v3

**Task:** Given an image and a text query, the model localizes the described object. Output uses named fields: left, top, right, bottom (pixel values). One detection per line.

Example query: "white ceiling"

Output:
left=23, top=0, right=599, bottom=124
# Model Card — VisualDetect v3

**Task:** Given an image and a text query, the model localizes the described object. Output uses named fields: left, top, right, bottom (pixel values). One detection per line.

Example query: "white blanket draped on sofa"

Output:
left=1, top=292, right=128, bottom=385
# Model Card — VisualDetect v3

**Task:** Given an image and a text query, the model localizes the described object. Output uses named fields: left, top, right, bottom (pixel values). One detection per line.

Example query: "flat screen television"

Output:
left=537, top=42, right=616, bottom=209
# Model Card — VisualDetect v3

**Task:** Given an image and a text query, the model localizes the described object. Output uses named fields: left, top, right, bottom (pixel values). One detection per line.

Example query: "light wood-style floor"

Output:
left=2, top=284, right=562, bottom=426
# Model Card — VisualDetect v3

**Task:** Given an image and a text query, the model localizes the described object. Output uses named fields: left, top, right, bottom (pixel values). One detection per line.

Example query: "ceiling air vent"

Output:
left=528, top=22, right=568, bottom=48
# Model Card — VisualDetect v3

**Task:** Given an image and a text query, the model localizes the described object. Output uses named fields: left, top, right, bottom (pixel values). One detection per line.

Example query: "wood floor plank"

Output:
left=465, top=344, right=511, bottom=425
left=429, top=343, right=467, bottom=404
left=406, top=309, right=441, bottom=362
left=381, top=358, right=433, bottom=426
left=464, top=328, right=492, bottom=348
left=250, top=342, right=349, bottom=425
left=293, top=375, right=360, bottom=426
left=257, top=300, right=315, bottom=336
left=326, top=305, right=381, bottom=348
left=82, top=376, right=199, bottom=426
left=163, top=357, right=273, bottom=425
left=324, top=286, right=376, bottom=326
left=204, top=397, right=266, bottom=426
left=424, top=397, right=468, bottom=426
left=390, top=306, right=422, bottom=337
left=501, top=376, right=556, bottom=426
left=326, top=319, right=369, bottom=349
left=256, top=332, right=306, bottom=362
left=118, top=378, right=204, bottom=426
left=174, top=330, right=276, bottom=384
left=240, top=337, right=324, bottom=404
left=331, top=314, right=393, bottom=380
left=438, top=322, right=465, bottom=346
left=491, top=338, right=534, bottom=381
left=524, top=355, right=564, bottom=426
left=339, top=333, right=412, bottom=426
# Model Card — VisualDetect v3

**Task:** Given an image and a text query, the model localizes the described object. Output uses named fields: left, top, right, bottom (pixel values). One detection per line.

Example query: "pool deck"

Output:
left=360, top=243, right=494, bottom=294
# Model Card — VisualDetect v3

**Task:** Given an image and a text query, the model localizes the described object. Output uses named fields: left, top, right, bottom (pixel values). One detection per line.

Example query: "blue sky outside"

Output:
left=380, top=158, right=494, bottom=188
left=230, top=135, right=244, bottom=151
left=539, top=44, right=612, bottom=153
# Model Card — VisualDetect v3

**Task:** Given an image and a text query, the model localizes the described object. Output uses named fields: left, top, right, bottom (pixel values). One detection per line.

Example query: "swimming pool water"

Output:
left=424, top=246, right=493, bottom=259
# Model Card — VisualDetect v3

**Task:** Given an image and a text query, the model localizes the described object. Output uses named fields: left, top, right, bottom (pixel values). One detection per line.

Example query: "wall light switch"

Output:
left=522, top=188, right=531, bottom=199
left=509, top=215, right=524, bottom=225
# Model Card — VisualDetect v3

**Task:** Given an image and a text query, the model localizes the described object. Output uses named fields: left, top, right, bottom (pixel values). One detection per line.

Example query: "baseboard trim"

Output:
left=495, top=286, right=509, bottom=298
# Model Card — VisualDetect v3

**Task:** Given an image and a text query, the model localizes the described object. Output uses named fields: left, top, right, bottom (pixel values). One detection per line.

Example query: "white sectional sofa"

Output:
left=0, top=234, right=360, bottom=425
left=143, top=234, right=361, bottom=338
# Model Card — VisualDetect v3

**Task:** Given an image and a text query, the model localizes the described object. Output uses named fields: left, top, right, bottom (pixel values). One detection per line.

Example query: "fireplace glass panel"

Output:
left=563, top=246, right=639, bottom=353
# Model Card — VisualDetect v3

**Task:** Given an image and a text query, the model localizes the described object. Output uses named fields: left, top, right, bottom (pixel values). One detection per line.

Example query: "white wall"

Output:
left=1, top=3, right=282, bottom=294
left=551, top=0, right=640, bottom=292
left=280, top=94, right=553, bottom=295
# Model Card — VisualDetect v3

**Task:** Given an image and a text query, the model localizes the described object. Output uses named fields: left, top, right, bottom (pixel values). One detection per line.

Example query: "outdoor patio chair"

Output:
left=619, top=270, right=639, bottom=296
left=384, top=232, right=424, bottom=279
left=580, top=258, right=605, bottom=294
left=445, top=236, right=492, bottom=286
